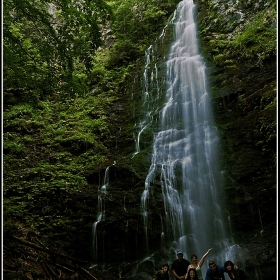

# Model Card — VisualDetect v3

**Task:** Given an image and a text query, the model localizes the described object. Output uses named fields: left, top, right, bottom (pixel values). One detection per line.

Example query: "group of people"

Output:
left=152, top=249, right=250, bottom=280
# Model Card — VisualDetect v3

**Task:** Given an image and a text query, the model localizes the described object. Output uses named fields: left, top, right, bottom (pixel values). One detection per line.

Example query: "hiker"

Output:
left=171, top=250, right=191, bottom=279
left=186, top=248, right=212, bottom=280
left=224, top=260, right=250, bottom=280
left=205, top=260, right=238, bottom=280
left=185, top=268, right=199, bottom=280
left=205, top=260, right=225, bottom=280
left=153, top=263, right=170, bottom=280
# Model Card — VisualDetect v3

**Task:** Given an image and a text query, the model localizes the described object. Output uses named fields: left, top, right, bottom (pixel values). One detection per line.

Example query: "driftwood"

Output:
left=34, top=236, right=50, bottom=249
left=50, top=262, right=74, bottom=273
left=3, top=269, right=32, bottom=273
left=13, top=236, right=84, bottom=263
left=80, top=267, right=99, bottom=280
left=41, top=262, right=52, bottom=279
left=8, top=236, right=101, bottom=280
left=43, top=261, right=61, bottom=278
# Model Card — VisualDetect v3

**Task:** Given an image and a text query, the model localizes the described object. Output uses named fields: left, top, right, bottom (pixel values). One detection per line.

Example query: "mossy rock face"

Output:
left=195, top=1, right=276, bottom=279
left=196, top=0, right=276, bottom=217
left=131, top=151, right=152, bottom=179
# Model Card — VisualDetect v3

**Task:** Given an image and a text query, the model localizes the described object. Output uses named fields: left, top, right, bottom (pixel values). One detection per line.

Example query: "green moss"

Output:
left=3, top=133, right=26, bottom=155
left=131, top=150, right=152, bottom=178
left=229, top=9, right=276, bottom=60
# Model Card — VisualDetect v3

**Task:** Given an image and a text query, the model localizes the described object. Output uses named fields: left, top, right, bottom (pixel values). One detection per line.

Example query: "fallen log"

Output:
left=80, top=267, right=99, bottom=280
left=11, top=236, right=100, bottom=279
left=13, top=236, right=85, bottom=263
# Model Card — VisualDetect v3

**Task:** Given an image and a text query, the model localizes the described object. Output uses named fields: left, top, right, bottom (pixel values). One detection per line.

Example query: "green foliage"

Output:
left=3, top=0, right=178, bottom=256
left=197, top=1, right=276, bottom=98
left=3, top=133, right=27, bottom=155
left=3, top=0, right=112, bottom=101
left=107, top=0, right=175, bottom=67
left=3, top=93, right=112, bottom=239
left=198, top=2, right=276, bottom=64
left=229, top=9, right=276, bottom=61
left=108, top=39, right=142, bottom=66
left=89, top=48, right=139, bottom=99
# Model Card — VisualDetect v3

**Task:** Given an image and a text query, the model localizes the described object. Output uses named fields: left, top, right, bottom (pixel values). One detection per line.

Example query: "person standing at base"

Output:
left=205, top=261, right=225, bottom=280
left=185, top=248, right=213, bottom=280
left=153, top=263, right=170, bottom=280
left=224, top=260, right=250, bottom=280
left=171, top=250, right=191, bottom=280
left=185, top=268, right=199, bottom=280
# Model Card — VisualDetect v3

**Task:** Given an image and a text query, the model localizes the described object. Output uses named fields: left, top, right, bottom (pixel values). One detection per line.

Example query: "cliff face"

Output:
left=92, top=0, right=277, bottom=276
left=104, top=0, right=277, bottom=277
left=3, top=0, right=276, bottom=279
left=196, top=0, right=276, bottom=275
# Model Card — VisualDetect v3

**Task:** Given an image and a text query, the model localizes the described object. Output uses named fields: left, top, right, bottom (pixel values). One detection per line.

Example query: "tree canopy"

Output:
left=3, top=0, right=112, bottom=102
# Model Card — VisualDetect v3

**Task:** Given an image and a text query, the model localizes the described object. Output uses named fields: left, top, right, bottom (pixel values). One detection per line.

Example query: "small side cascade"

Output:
left=91, top=161, right=116, bottom=266
left=132, top=45, right=156, bottom=157
left=132, top=14, right=176, bottom=158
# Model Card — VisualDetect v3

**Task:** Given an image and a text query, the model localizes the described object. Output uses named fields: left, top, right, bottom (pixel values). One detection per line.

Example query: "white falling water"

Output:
left=141, top=0, right=243, bottom=277
left=91, top=161, right=116, bottom=265
left=132, top=45, right=159, bottom=158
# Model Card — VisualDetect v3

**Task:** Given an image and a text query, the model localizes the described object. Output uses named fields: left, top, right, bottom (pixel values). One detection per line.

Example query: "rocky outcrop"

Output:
left=196, top=0, right=276, bottom=277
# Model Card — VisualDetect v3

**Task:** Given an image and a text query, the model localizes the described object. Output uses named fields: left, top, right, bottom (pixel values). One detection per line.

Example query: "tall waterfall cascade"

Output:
left=140, top=0, right=245, bottom=277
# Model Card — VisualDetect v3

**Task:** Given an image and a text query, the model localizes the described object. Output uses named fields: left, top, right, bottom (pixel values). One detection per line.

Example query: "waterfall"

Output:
left=132, top=15, right=176, bottom=159
left=91, top=161, right=116, bottom=266
left=132, top=45, right=160, bottom=158
left=141, top=0, right=244, bottom=277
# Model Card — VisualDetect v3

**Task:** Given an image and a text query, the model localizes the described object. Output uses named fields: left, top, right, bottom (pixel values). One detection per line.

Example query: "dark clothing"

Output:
left=171, top=259, right=191, bottom=279
left=226, top=268, right=250, bottom=280
left=205, top=265, right=225, bottom=280
left=153, top=270, right=170, bottom=280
